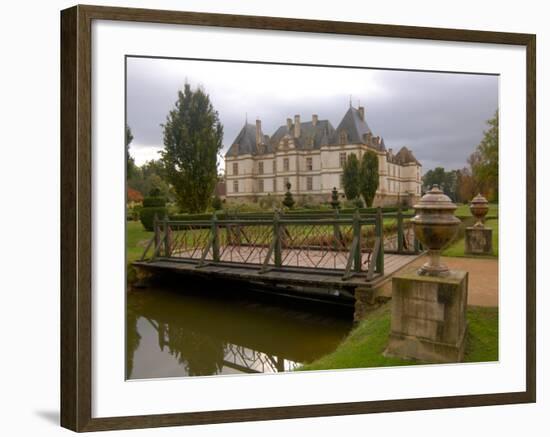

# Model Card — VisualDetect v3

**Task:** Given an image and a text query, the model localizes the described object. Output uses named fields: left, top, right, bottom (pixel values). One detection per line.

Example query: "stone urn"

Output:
left=411, top=185, right=460, bottom=276
left=469, top=193, right=489, bottom=228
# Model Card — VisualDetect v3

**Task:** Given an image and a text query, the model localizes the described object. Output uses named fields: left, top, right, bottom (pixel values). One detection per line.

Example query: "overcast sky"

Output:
left=126, top=57, right=498, bottom=172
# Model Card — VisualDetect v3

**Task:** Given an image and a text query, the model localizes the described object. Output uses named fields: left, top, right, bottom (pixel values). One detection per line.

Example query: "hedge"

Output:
left=168, top=206, right=404, bottom=222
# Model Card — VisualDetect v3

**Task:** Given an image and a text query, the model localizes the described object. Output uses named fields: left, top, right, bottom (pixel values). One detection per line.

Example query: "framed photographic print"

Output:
left=60, top=4, right=536, bottom=432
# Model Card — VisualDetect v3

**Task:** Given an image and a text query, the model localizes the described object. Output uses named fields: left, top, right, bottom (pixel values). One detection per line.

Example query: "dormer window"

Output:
left=339, top=131, right=347, bottom=145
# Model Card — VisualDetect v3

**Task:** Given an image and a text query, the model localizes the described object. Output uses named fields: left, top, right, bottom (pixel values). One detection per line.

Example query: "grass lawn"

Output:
left=454, top=203, right=499, bottom=219
left=442, top=219, right=498, bottom=258
left=127, top=220, right=154, bottom=263
left=298, top=303, right=498, bottom=371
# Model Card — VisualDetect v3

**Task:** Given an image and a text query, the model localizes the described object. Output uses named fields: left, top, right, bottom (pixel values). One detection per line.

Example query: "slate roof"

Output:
left=270, top=119, right=336, bottom=151
left=224, top=107, right=418, bottom=165
left=333, top=107, right=372, bottom=145
left=225, top=123, right=271, bottom=157
left=393, top=146, right=420, bottom=165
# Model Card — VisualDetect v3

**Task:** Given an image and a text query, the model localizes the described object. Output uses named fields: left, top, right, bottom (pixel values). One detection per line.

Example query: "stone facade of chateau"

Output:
left=224, top=105, right=422, bottom=207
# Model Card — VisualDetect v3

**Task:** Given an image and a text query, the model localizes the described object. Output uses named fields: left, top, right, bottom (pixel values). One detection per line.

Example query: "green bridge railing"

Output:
left=140, top=207, right=421, bottom=281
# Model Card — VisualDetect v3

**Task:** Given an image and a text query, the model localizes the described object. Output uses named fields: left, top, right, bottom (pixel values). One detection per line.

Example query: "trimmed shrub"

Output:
left=212, top=195, right=223, bottom=211
left=143, top=196, right=166, bottom=207
left=140, top=207, right=167, bottom=231
left=140, top=196, right=167, bottom=231
left=282, top=183, right=295, bottom=209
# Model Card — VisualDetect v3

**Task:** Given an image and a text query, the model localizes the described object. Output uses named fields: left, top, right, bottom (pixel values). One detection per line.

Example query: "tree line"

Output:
left=422, top=111, right=498, bottom=203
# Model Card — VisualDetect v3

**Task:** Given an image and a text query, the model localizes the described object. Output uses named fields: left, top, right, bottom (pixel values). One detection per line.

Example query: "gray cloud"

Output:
left=126, top=57, right=498, bottom=171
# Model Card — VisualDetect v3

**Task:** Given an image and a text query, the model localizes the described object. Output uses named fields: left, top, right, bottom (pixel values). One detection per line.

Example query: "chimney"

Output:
left=312, top=114, right=318, bottom=126
left=358, top=106, right=365, bottom=121
left=286, top=117, right=293, bottom=130
left=294, top=114, right=301, bottom=138
left=256, top=119, right=262, bottom=146
left=388, top=148, right=393, bottom=156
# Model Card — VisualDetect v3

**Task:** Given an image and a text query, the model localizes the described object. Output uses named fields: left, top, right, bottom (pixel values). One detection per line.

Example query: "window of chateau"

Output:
left=306, top=176, right=313, bottom=191
left=339, top=152, right=346, bottom=168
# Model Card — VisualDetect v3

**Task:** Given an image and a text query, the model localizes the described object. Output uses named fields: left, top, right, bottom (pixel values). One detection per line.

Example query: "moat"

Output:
left=126, top=283, right=354, bottom=379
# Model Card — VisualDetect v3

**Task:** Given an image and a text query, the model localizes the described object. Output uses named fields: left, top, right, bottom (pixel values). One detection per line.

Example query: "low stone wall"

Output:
left=353, top=283, right=392, bottom=321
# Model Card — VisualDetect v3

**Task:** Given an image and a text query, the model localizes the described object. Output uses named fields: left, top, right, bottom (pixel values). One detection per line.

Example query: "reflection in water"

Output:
left=127, top=284, right=353, bottom=379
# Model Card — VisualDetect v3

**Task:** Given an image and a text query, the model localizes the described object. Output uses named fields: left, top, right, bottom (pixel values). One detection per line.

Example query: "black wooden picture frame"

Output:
left=60, top=4, right=536, bottom=432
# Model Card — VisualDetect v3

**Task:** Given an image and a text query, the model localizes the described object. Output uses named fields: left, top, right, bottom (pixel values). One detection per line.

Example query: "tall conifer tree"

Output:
left=161, top=84, right=223, bottom=212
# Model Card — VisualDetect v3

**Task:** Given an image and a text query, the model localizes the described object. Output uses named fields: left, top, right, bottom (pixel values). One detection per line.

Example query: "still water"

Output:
left=126, top=283, right=353, bottom=379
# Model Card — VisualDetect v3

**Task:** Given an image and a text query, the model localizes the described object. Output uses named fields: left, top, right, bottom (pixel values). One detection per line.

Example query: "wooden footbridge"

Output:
left=133, top=208, right=423, bottom=311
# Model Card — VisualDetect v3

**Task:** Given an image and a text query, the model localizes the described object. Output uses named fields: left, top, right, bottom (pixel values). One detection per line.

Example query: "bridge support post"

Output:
left=333, top=209, right=341, bottom=251
left=163, top=214, right=172, bottom=257
left=376, top=207, right=384, bottom=274
left=353, top=210, right=362, bottom=273
left=273, top=210, right=282, bottom=268
left=153, top=213, right=160, bottom=260
left=397, top=206, right=404, bottom=253
left=211, top=212, right=220, bottom=262
left=414, top=236, right=422, bottom=253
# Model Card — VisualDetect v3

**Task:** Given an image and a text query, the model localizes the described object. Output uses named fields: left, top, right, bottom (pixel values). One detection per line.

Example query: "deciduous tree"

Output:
left=422, top=167, right=457, bottom=200
left=469, top=111, right=498, bottom=201
left=126, top=124, right=135, bottom=177
left=127, top=159, right=173, bottom=201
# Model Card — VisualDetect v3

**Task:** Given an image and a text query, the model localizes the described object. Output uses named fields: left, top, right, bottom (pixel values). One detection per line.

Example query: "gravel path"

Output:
left=401, top=255, right=499, bottom=307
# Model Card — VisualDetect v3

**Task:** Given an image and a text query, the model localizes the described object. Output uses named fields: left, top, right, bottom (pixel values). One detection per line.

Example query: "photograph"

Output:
left=125, top=56, right=499, bottom=379
left=0, top=0, right=542, bottom=434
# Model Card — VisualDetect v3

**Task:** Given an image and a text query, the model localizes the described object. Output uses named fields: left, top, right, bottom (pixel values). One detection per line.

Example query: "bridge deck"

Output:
left=133, top=251, right=421, bottom=294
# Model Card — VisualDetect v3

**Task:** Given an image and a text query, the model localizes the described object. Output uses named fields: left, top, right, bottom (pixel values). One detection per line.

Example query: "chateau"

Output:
left=224, top=105, right=422, bottom=207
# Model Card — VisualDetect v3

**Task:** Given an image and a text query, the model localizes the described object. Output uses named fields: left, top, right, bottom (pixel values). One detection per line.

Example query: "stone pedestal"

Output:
left=465, top=227, right=493, bottom=255
left=384, top=270, right=468, bottom=363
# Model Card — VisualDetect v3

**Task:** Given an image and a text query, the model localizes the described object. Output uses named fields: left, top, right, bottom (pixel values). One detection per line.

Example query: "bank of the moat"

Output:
left=296, top=303, right=498, bottom=371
